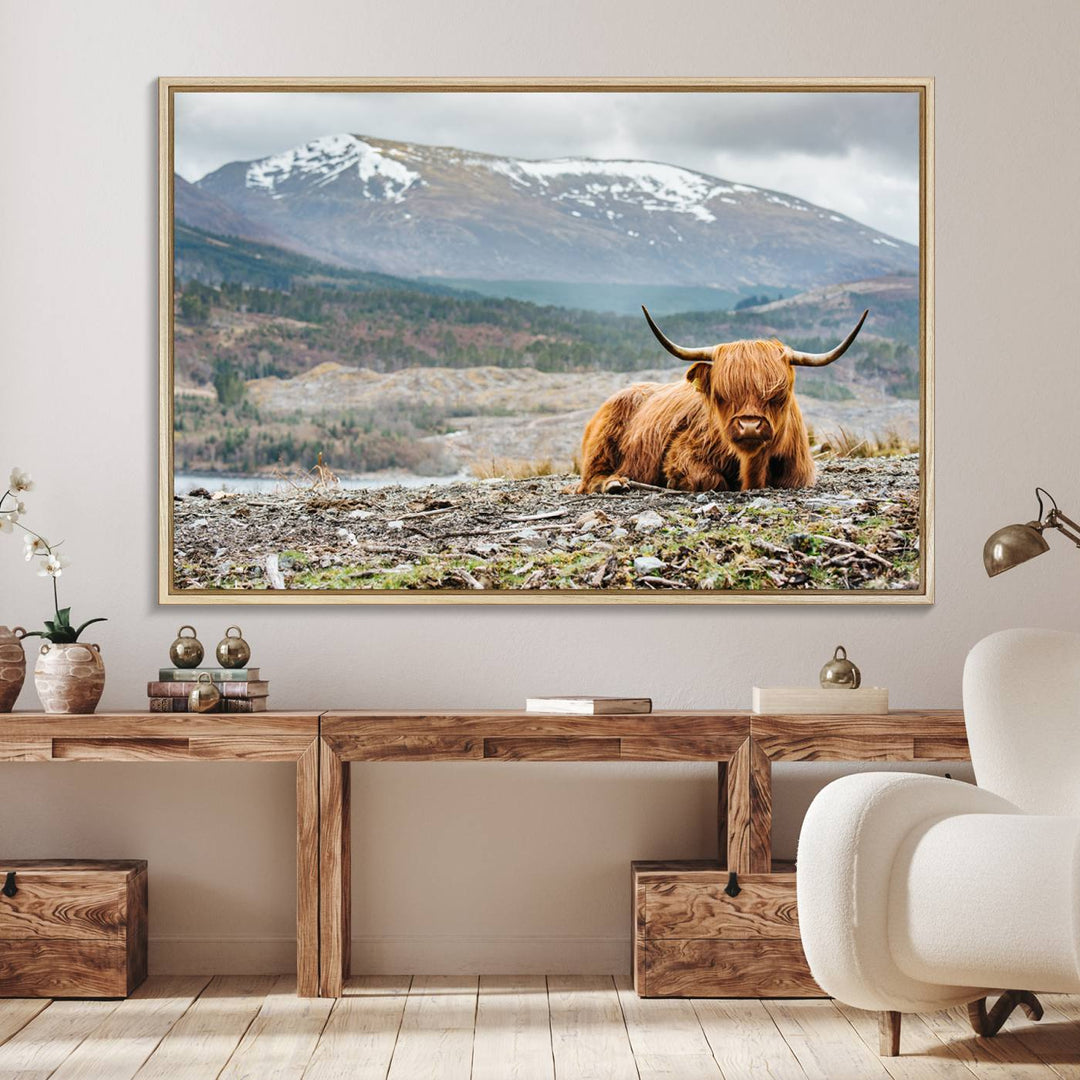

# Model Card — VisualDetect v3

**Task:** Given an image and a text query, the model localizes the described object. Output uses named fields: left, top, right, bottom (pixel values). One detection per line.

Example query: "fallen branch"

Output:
left=624, top=480, right=681, bottom=494
left=489, top=522, right=570, bottom=536
left=590, top=555, right=617, bottom=588
left=754, top=539, right=820, bottom=566
left=396, top=505, right=457, bottom=521
left=508, top=508, right=569, bottom=522
left=817, top=535, right=892, bottom=568
left=453, top=568, right=485, bottom=590
left=355, top=542, right=426, bottom=557
left=265, top=554, right=287, bottom=589
left=754, top=539, right=793, bottom=558
left=637, top=575, right=689, bottom=589
left=825, top=552, right=861, bottom=568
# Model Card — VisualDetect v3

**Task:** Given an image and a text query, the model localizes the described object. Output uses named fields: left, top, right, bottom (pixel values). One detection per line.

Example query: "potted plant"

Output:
left=1, top=468, right=108, bottom=714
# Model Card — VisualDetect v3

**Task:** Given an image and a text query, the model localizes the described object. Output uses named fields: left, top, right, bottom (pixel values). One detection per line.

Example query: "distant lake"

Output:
left=174, top=471, right=469, bottom=495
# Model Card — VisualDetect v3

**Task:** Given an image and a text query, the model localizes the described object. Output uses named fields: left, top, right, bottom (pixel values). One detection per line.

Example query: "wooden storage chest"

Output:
left=633, top=859, right=822, bottom=998
left=0, top=859, right=148, bottom=997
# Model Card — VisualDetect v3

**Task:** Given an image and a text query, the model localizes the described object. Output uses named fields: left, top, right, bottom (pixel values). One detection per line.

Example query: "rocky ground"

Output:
left=173, top=456, right=921, bottom=594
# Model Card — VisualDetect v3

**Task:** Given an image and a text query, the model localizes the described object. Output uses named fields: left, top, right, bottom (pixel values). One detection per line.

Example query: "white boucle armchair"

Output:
left=797, top=628, right=1080, bottom=1056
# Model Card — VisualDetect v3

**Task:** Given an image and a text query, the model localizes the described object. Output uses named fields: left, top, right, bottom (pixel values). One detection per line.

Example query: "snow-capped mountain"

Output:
left=189, top=134, right=918, bottom=289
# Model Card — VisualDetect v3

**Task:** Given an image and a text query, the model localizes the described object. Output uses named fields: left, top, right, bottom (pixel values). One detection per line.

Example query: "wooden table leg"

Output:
left=319, top=738, right=351, bottom=997
left=717, top=760, right=728, bottom=869
left=296, top=738, right=320, bottom=997
left=726, top=738, right=772, bottom=874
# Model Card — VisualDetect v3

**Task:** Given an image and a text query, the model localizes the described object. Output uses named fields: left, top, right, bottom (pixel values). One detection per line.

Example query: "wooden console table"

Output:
left=318, top=708, right=969, bottom=998
left=738, top=709, right=970, bottom=873
left=2, top=708, right=971, bottom=999
left=0, top=712, right=321, bottom=997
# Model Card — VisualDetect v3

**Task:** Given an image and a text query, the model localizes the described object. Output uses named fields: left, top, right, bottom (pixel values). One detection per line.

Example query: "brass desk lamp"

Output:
left=984, top=488, right=1080, bottom=577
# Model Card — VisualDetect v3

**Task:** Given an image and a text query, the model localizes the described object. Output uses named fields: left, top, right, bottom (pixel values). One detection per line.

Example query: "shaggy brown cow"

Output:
left=576, top=307, right=868, bottom=493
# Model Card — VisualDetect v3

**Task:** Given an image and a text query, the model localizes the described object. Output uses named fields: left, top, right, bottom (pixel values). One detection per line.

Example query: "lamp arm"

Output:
left=1048, top=509, right=1080, bottom=548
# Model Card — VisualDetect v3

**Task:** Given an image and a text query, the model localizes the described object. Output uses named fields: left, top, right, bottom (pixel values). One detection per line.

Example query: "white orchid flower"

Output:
left=0, top=514, right=13, bottom=535
left=38, top=553, right=69, bottom=578
left=8, top=468, right=33, bottom=493
left=23, top=534, right=49, bottom=560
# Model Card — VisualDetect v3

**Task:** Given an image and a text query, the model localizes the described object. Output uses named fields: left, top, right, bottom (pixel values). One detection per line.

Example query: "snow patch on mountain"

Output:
left=189, top=132, right=918, bottom=287
left=480, top=157, right=746, bottom=223
left=246, top=134, right=420, bottom=202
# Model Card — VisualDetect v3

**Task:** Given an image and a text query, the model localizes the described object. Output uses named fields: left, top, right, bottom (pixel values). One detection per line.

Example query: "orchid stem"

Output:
left=12, top=519, right=51, bottom=551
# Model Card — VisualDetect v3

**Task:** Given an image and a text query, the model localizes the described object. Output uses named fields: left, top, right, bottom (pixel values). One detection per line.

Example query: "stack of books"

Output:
left=148, top=668, right=269, bottom=713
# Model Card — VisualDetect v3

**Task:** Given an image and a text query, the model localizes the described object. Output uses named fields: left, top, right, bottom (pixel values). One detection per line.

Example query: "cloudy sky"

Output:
left=175, top=91, right=921, bottom=243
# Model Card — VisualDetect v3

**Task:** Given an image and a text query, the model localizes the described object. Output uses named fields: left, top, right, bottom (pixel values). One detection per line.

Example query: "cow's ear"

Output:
left=685, top=362, right=711, bottom=393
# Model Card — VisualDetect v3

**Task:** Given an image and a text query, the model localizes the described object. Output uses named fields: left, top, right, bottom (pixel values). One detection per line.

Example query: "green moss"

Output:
left=180, top=471, right=920, bottom=592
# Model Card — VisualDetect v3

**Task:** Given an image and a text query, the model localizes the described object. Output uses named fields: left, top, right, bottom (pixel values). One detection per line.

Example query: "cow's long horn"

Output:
left=786, top=310, right=869, bottom=367
left=641, top=306, right=714, bottom=363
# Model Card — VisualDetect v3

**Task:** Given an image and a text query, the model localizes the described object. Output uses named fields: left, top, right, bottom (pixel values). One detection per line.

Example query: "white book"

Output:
left=752, top=686, right=889, bottom=715
left=525, top=696, right=652, bottom=715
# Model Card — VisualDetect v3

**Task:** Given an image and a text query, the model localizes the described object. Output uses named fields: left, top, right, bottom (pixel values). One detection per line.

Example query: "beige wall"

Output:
left=2, top=0, right=1078, bottom=973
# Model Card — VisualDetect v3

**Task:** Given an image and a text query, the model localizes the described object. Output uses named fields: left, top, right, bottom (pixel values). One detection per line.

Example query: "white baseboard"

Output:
left=149, top=935, right=630, bottom=975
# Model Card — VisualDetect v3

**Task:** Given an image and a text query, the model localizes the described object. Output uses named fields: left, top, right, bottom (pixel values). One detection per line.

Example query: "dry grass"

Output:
left=811, top=427, right=917, bottom=459
left=470, top=457, right=560, bottom=480
left=270, top=452, right=340, bottom=491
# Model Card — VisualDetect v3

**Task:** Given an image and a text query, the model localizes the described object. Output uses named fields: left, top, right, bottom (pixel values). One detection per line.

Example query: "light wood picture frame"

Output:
left=159, top=77, right=933, bottom=605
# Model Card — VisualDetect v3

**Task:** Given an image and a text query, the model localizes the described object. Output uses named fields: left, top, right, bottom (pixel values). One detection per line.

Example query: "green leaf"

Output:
left=55, top=607, right=71, bottom=627
left=73, top=617, right=107, bottom=641
left=43, top=621, right=57, bottom=634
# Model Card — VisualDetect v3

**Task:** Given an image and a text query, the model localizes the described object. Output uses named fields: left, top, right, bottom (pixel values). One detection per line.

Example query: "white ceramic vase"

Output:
left=34, top=641, right=106, bottom=714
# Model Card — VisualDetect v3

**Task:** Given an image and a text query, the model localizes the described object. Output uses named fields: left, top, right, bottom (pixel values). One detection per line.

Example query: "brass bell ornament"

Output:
left=216, top=626, right=251, bottom=669
left=169, top=625, right=204, bottom=669
left=188, top=672, right=221, bottom=713
left=820, top=645, right=862, bottom=689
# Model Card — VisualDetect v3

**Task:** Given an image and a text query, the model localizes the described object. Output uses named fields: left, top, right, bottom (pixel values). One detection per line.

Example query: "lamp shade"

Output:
left=983, top=522, right=1050, bottom=577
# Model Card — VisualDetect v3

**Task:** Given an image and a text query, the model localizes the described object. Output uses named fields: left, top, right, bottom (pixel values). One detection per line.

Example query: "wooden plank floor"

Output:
left=1, top=976, right=1078, bottom=1079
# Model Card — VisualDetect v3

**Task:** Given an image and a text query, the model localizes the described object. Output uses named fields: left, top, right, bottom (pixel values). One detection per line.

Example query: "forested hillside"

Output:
left=172, top=225, right=920, bottom=477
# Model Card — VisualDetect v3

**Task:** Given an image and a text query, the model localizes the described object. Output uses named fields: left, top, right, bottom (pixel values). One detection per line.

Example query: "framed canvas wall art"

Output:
left=159, top=77, right=933, bottom=604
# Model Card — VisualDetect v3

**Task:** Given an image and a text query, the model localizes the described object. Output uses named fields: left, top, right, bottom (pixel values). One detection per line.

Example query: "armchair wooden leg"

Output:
left=968, top=991, right=1044, bottom=1038
left=879, top=1010, right=902, bottom=1056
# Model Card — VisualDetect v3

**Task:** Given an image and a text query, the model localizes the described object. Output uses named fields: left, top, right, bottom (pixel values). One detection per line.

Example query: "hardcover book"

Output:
left=158, top=668, right=261, bottom=681
left=222, top=699, right=268, bottom=713
left=525, top=696, right=652, bottom=715
left=147, top=680, right=269, bottom=699
left=147, top=697, right=268, bottom=713
left=148, top=697, right=187, bottom=712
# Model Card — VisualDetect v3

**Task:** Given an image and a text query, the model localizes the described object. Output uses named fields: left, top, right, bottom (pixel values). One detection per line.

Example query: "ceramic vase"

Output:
left=34, top=642, right=106, bottom=714
left=0, top=626, right=27, bottom=712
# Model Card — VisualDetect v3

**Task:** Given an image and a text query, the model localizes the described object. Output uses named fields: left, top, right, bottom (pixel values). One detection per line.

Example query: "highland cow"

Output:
left=576, top=307, right=868, bottom=493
